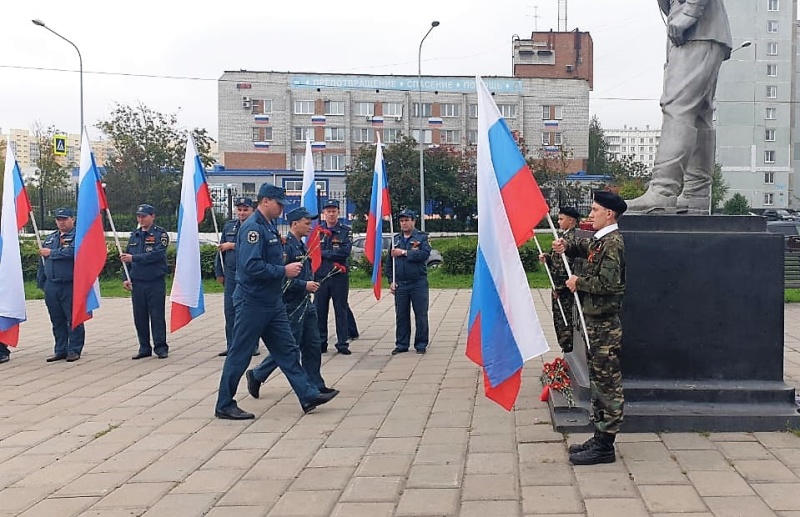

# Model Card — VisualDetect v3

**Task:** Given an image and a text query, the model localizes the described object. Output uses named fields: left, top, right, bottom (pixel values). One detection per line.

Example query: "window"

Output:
left=251, top=99, right=272, bottom=115
left=542, top=105, right=563, bottom=120
left=767, top=64, right=778, bottom=77
left=767, top=85, right=777, bottom=99
left=323, top=154, right=345, bottom=171
left=467, top=130, right=478, bottom=145
left=764, top=193, right=774, bottom=206
left=324, top=101, right=344, bottom=115
left=767, top=42, right=779, bottom=55
left=766, top=107, right=777, bottom=120
left=498, top=104, right=517, bottom=118
left=768, top=0, right=779, bottom=11
left=353, top=128, right=375, bottom=143
left=621, top=146, right=627, bottom=152
left=294, top=100, right=314, bottom=114
left=767, top=20, right=779, bottom=33
left=383, top=128, right=402, bottom=143
left=413, top=103, right=433, bottom=117
left=621, top=138, right=627, bottom=144
left=441, top=130, right=461, bottom=144
left=242, top=182, right=256, bottom=194
left=324, top=127, right=344, bottom=142
left=766, top=129, right=776, bottom=142
left=251, top=127, right=273, bottom=141
left=383, top=102, right=403, bottom=117
left=541, top=132, right=562, bottom=146
left=355, top=102, right=374, bottom=117
left=292, top=154, right=305, bottom=170
left=468, top=104, right=478, bottom=118
left=284, top=180, right=304, bottom=192
left=765, top=150, right=776, bottom=163
left=765, top=171, right=775, bottom=184
left=293, top=127, right=312, bottom=141
left=411, top=129, right=432, bottom=144
left=441, top=103, right=461, bottom=117
left=649, top=146, right=654, bottom=152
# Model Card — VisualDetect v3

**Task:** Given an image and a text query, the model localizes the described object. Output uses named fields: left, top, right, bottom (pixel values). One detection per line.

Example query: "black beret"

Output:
left=558, top=206, right=581, bottom=220
left=594, top=191, right=627, bottom=215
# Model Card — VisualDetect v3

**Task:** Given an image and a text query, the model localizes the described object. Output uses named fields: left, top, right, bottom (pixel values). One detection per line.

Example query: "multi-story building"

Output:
left=604, top=126, right=661, bottom=172
left=716, top=0, right=797, bottom=209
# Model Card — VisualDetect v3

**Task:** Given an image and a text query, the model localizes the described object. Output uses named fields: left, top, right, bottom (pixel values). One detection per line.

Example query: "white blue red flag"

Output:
left=301, top=137, right=322, bottom=272
left=170, top=134, right=212, bottom=331
left=72, top=130, right=109, bottom=328
left=466, top=77, right=550, bottom=410
left=365, top=134, right=391, bottom=300
left=0, top=144, right=31, bottom=346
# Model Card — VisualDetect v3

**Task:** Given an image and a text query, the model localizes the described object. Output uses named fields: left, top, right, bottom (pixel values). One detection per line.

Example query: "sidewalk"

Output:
left=0, top=289, right=798, bottom=516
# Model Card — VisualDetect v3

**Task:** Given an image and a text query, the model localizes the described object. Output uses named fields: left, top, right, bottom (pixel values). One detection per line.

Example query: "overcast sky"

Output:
left=3, top=0, right=669, bottom=141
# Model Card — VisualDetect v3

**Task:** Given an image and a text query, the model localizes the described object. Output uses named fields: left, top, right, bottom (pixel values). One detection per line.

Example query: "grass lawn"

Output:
left=24, top=278, right=225, bottom=300
left=787, top=289, right=800, bottom=303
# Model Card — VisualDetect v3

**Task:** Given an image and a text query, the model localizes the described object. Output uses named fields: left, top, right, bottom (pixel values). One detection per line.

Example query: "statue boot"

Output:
left=677, top=128, right=715, bottom=214
left=626, top=121, right=698, bottom=213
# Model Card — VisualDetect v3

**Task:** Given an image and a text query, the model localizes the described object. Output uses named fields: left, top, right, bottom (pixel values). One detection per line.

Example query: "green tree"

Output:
left=587, top=115, right=610, bottom=175
left=722, top=193, right=750, bottom=215
left=711, top=163, right=728, bottom=213
left=607, top=154, right=650, bottom=185
left=617, top=179, right=647, bottom=200
left=97, top=103, right=215, bottom=217
left=29, top=122, right=71, bottom=189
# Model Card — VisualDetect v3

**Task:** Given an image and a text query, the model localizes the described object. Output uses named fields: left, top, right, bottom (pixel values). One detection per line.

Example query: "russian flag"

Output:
left=370, top=116, right=384, bottom=126
left=311, top=115, right=326, bottom=125
left=311, top=141, right=326, bottom=150
left=169, top=134, right=212, bottom=332
left=466, top=77, right=550, bottom=411
left=254, top=115, right=270, bottom=124
left=253, top=142, right=270, bottom=150
left=0, top=144, right=31, bottom=346
left=365, top=134, right=391, bottom=300
left=428, top=117, right=443, bottom=126
left=544, top=120, right=559, bottom=128
left=301, top=138, right=322, bottom=272
left=72, top=130, right=109, bottom=328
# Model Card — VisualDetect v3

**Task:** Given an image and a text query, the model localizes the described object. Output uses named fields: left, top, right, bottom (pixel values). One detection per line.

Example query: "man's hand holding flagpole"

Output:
left=533, top=234, right=568, bottom=326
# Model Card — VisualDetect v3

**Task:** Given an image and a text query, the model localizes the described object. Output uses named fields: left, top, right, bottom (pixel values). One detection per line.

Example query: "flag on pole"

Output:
left=365, top=134, right=391, bottom=300
left=466, top=76, right=550, bottom=410
left=170, top=134, right=213, bottom=332
left=0, top=144, right=31, bottom=346
left=301, top=137, right=322, bottom=272
left=72, top=130, right=109, bottom=328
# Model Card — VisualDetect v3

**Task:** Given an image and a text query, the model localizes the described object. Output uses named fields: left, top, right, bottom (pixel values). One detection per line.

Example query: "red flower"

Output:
left=334, top=263, right=348, bottom=274
left=319, top=228, right=332, bottom=237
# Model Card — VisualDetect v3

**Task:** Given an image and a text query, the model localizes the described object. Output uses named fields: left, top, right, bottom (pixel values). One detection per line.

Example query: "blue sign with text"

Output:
left=290, top=75, right=523, bottom=94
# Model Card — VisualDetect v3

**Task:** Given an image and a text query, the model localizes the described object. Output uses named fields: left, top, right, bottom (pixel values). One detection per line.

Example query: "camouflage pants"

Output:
left=552, top=288, right=574, bottom=353
left=586, top=315, right=624, bottom=435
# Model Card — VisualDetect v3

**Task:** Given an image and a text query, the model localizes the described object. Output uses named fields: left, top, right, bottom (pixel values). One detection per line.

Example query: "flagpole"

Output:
left=209, top=208, right=224, bottom=274
left=28, top=211, right=45, bottom=265
left=390, top=216, right=396, bottom=287
left=533, top=234, right=568, bottom=325
left=106, top=208, right=131, bottom=283
left=545, top=213, right=591, bottom=350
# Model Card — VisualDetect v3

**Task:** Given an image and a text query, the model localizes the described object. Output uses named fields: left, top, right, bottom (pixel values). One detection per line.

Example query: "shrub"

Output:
left=442, top=246, right=476, bottom=275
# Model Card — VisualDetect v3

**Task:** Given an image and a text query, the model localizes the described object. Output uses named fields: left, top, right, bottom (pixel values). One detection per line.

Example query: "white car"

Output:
left=351, top=234, right=443, bottom=268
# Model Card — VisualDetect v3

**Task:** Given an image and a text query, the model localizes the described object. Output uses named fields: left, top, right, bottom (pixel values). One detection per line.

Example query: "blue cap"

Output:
left=136, top=204, right=155, bottom=215
left=286, top=207, right=319, bottom=223
left=54, top=207, right=74, bottom=218
left=323, top=199, right=340, bottom=209
left=235, top=196, right=254, bottom=208
left=258, top=183, right=288, bottom=205
left=398, top=209, right=417, bottom=220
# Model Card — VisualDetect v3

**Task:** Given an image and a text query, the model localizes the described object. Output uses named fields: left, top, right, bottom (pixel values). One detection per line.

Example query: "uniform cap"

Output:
left=235, top=196, right=254, bottom=208
left=323, top=199, right=340, bottom=209
left=398, top=209, right=417, bottom=220
left=286, top=207, right=319, bottom=223
left=54, top=207, right=74, bottom=218
left=136, top=204, right=155, bottom=215
left=594, top=191, right=627, bottom=215
left=257, top=183, right=288, bottom=205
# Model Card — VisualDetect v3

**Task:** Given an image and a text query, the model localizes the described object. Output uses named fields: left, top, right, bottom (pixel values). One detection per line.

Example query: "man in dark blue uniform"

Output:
left=121, top=204, right=170, bottom=360
left=314, top=199, right=354, bottom=355
left=215, top=196, right=257, bottom=357
left=385, top=209, right=431, bottom=355
left=38, top=207, right=85, bottom=362
left=246, top=207, right=338, bottom=398
left=215, top=183, right=338, bottom=419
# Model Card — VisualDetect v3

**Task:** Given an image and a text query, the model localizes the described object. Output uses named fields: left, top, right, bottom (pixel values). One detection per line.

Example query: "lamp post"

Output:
left=32, top=19, right=83, bottom=139
left=418, top=20, right=440, bottom=232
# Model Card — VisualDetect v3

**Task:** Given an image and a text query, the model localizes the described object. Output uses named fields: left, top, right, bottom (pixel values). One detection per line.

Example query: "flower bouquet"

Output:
left=540, top=357, right=575, bottom=408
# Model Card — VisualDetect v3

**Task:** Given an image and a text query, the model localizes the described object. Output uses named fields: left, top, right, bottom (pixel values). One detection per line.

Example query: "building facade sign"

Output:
left=290, top=75, right=523, bottom=94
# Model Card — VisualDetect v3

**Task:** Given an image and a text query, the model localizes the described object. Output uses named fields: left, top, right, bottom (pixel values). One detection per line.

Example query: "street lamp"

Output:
left=32, top=19, right=84, bottom=139
left=418, top=20, right=440, bottom=232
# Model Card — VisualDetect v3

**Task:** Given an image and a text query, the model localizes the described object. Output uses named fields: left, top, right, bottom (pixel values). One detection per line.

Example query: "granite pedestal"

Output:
left=549, top=215, right=800, bottom=432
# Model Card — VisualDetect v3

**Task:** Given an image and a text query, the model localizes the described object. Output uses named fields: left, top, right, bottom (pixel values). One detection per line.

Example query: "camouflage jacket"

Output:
left=546, top=227, right=576, bottom=289
left=565, top=228, right=625, bottom=317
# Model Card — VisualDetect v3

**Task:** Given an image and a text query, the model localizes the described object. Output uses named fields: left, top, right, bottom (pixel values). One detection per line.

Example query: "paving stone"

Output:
left=715, top=441, right=772, bottom=460
left=355, top=454, right=413, bottom=477
left=406, top=464, right=463, bottom=488
left=584, top=498, right=649, bottom=517
left=94, top=482, right=176, bottom=508
left=268, top=490, right=339, bottom=517
left=660, top=433, right=716, bottom=450
left=53, top=471, right=133, bottom=497
left=330, top=502, right=396, bottom=517
left=217, top=479, right=290, bottom=506
left=367, top=437, right=420, bottom=455
left=638, top=485, right=706, bottom=513
left=289, top=467, right=355, bottom=491
left=396, top=488, right=460, bottom=516
left=703, top=496, right=778, bottom=517
left=16, top=496, right=99, bottom=517
left=307, top=447, right=365, bottom=468
left=687, top=471, right=755, bottom=497
left=205, top=507, right=267, bottom=517
left=734, top=459, right=799, bottom=482
left=340, top=476, right=403, bottom=502
left=462, top=474, right=519, bottom=500
left=575, top=470, right=636, bottom=498
left=413, top=443, right=466, bottom=465
left=672, top=449, right=736, bottom=471
left=518, top=442, right=569, bottom=463
left=616, top=441, right=673, bottom=462
left=172, top=468, right=246, bottom=493
left=0, top=486, right=58, bottom=515
left=466, top=452, right=516, bottom=475
left=460, top=500, right=521, bottom=517
left=519, top=462, right=576, bottom=486
left=521, top=485, right=584, bottom=514
left=139, top=493, right=217, bottom=517
left=752, top=483, right=800, bottom=511
left=625, top=460, right=689, bottom=485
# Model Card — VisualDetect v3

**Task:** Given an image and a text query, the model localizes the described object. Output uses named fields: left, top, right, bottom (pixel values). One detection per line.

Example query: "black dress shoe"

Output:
left=246, top=370, right=261, bottom=399
left=131, top=352, right=152, bottom=360
left=349, top=333, right=359, bottom=340
left=215, top=405, right=255, bottom=420
left=391, top=347, right=409, bottom=355
left=336, top=345, right=351, bottom=355
left=302, top=390, right=340, bottom=414
left=218, top=350, right=228, bottom=357
left=46, top=353, right=67, bottom=362
left=66, top=352, right=80, bottom=362
left=155, top=351, right=168, bottom=359
left=415, top=348, right=427, bottom=355
left=0, top=355, right=9, bottom=364
left=319, top=387, right=338, bottom=395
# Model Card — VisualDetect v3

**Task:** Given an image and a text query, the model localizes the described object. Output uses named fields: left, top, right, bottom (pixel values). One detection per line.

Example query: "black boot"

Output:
left=568, top=430, right=601, bottom=454
left=569, top=432, right=616, bottom=465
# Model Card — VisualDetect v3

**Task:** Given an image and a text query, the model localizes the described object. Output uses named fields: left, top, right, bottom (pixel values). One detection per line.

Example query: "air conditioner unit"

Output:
left=365, top=116, right=372, bottom=121
left=242, top=101, right=251, bottom=109
left=242, top=96, right=251, bottom=102
left=395, top=116, right=402, bottom=122
left=566, top=64, right=574, bottom=72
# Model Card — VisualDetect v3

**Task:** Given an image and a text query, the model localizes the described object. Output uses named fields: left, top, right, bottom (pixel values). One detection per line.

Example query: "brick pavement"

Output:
left=1, top=289, right=799, bottom=516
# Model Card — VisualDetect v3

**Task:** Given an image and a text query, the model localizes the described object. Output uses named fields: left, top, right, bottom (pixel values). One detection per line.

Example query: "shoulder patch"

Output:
left=247, top=230, right=260, bottom=244
left=160, top=233, right=169, bottom=247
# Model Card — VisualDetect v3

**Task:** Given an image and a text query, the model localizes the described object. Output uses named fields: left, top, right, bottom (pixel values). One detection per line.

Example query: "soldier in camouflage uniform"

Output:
left=540, top=207, right=581, bottom=353
left=554, top=191, right=626, bottom=466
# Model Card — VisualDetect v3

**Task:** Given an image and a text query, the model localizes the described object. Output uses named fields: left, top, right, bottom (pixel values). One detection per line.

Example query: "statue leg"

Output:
left=677, top=128, right=715, bottom=213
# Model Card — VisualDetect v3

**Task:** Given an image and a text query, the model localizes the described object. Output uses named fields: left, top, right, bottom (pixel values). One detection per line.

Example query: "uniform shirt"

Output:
left=663, top=0, right=732, bottom=52
left=214, top=219, right=241, bottom=277
left=235, top=210, right=286, bottom=305
left=37, top=228, right=76, bottom=286
left=566, top=225, right=626, bottom=317
left=315, top=221, right=352, bottom=278
left=125, top=225, right=170, bottom=282
left=384, top=229, right=431, bottom=283
left=283, top=232, right=312, bottom=306
left=546, top=226, right=577, bottom=289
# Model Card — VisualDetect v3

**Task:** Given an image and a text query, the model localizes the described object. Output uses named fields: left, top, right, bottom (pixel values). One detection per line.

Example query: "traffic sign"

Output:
left=53, top=135, right=67, bottom=156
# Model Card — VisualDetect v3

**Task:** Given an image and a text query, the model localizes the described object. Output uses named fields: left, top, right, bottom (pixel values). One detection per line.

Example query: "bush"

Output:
left=442, top=246, right=476, bottom=275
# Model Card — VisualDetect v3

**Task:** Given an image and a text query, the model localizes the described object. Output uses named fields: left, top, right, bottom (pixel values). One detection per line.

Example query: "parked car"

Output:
left=351, top=234, right=443, bottom=268
left=762, top=209, right=795, bottom=221
left=766, top=221, right=800, bottom=251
